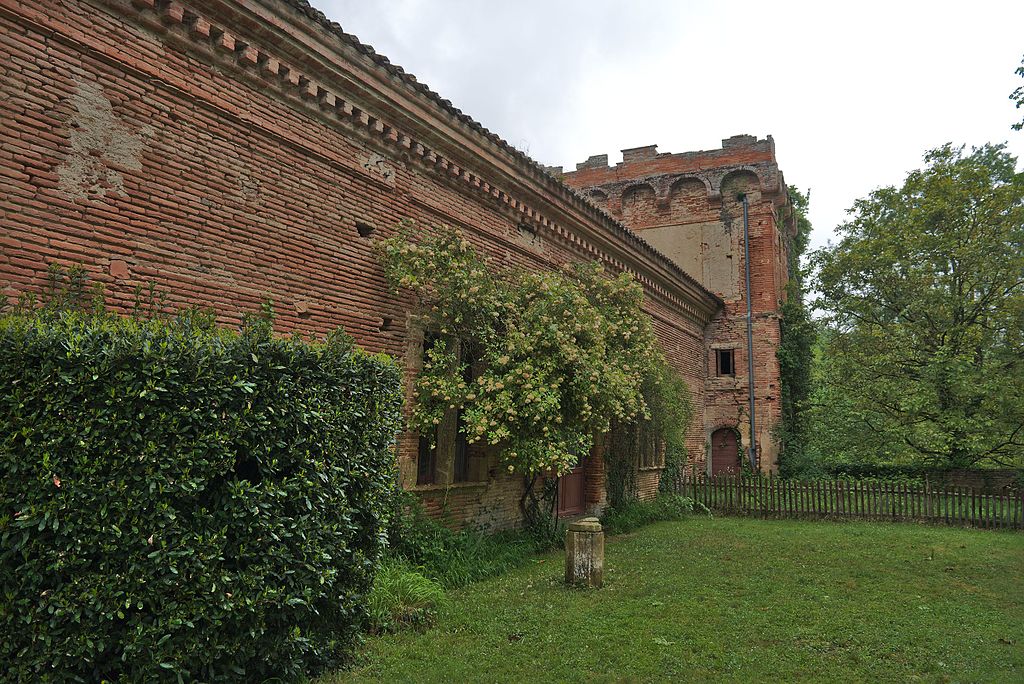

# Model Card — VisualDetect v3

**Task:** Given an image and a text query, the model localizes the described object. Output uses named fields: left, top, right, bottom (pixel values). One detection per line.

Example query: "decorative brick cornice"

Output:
left=101, top=0, right=722, bottom=324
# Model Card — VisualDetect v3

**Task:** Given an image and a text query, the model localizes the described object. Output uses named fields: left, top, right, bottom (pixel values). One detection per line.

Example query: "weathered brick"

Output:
left=0, top=0, right=794, bottom=529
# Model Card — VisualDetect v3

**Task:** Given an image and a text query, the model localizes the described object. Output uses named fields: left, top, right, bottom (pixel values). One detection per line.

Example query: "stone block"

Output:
left=565, top=517, right=604, bottom=588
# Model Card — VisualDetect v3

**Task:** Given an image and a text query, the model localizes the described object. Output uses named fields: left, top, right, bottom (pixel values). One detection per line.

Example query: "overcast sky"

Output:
left=319, top=0, right=1024, bottom=254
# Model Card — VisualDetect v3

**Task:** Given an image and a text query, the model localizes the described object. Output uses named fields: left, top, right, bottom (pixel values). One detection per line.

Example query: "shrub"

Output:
left=0, top=310, right=402, bottom=682
left=366, top=561, right=446, bottom=633
left=823, top=462, right=940, bottom=482
left=385, top=492, right=544, bottom=589
left=599, top=494, right=704, bottom=536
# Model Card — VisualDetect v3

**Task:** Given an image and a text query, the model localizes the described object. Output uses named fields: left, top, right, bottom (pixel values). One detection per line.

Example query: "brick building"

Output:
left=561, top=136, right=797, bottom=476
left=0, top=0, right=796, bottom=529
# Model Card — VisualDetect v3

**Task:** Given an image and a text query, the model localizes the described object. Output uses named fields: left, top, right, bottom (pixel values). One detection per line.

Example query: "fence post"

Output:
left=817, top=479, right=824, bottom=519
left=1018, top=490, right=1023, bottom=530
left=738, top=473, right=743, bottom=515
left=954, top=483, right=962, bottom=528
left=969, top=486, right=975, bottom=528
left=764, top=475, right=769, bottom=518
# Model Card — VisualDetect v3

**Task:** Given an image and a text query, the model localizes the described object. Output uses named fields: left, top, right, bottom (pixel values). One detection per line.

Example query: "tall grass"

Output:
left=366, top=561, right=447, bottom=634
left=387, top=498, right=548, bottom=589
left=599, top=494, right=706, bottom=536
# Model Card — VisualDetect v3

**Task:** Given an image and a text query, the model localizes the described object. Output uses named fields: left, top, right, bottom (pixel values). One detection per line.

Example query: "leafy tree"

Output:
left=811, top=144, right=1024, bottom=469
left=1012, top=54, right=1024, bottom=131
left=776, top=187, right=817, bottom=477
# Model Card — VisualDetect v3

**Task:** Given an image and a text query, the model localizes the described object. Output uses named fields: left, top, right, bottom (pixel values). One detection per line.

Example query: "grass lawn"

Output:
left=327, top=517, right=1024, bottom=683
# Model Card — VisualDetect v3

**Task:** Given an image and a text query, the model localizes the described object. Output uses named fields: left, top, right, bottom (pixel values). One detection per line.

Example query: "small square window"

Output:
left=716, top=349, right=735, bottom=377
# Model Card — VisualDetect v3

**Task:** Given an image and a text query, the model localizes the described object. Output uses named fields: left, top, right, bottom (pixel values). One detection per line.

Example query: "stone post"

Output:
left=565, top=517, right=604, bottom=588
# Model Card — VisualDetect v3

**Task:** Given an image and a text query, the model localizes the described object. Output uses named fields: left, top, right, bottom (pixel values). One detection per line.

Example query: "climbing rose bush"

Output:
left=376, top=224, right=660, bottom=475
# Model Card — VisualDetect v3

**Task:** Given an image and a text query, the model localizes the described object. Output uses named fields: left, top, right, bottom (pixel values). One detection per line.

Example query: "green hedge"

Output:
left=0, top=311, right=402, bottom=682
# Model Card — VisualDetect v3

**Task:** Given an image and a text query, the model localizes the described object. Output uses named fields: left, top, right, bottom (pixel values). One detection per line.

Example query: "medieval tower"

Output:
left=561, top=135, right=797, bottom=473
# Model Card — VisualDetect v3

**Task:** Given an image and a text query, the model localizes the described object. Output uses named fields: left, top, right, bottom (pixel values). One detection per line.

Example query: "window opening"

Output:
left=716, top=349, right=735, bottom=376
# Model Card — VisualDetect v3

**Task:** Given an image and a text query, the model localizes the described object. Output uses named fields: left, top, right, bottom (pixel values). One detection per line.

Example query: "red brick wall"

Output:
left=0, top=0, right=719, bottom=528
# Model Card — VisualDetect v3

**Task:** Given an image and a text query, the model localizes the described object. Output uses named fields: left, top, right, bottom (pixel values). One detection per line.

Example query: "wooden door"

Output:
left=557, top=466, right=586, bottom=517
left=711, top=428, right=740, bottom=476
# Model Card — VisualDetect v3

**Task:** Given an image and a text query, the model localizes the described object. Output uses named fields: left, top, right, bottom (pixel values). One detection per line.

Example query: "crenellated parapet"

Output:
left=563, top=136, right=789, bottom=214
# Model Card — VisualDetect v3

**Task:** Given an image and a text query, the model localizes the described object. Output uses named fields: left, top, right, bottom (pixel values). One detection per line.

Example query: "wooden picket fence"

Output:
left=673, top=473, right=1023, bottom=531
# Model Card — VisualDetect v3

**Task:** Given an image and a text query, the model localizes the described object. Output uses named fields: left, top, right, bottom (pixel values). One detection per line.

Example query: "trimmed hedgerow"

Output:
left=0, top=310, right=402, bottom=682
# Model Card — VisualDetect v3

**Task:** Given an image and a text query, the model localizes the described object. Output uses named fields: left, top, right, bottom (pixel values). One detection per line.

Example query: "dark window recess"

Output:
left=716, top=349, right=735, bottom=376
left=417, top=334, right=482, bottom=486
left=453, top=342, right=477, bottom=483
left=416, top=332, right=441, bottom=486
left=356, top=221, right=375, bottom=238
left=416, top=435, right=436, bottom=486
left=453, top=423, right=470, bottom=483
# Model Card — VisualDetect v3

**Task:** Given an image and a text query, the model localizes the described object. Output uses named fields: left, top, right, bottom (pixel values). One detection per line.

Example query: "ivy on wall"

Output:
left=607, top=358, right=694, bottom=505
left=776, top=187, right=817, bottom=477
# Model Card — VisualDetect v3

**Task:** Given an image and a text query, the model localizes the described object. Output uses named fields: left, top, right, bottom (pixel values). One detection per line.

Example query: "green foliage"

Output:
left=777, top=187, right=817, bottom=478
left=385, top=491, right=547, bottom=589
left=1012, top=54, right=1024, bottom=131
left=821, top=462, right=940, bottom=482
left=376, top=224, right=683, bottom=537
left=606, top=358, right=694, bottom=505
left=0, top=308, right=403, bottom=682
left=330, top=519, right=1024, bottom=683
left=604, top=424, right=639, bottom=507
left=366, top=561, right=446, bottom=634
left=598, top=494, right=703, bottom=536
left=646, top=359, right=694, bottom=493
left=811, top=144, right=1024, bottom=470
left=376, top=224, right=659, bottom=478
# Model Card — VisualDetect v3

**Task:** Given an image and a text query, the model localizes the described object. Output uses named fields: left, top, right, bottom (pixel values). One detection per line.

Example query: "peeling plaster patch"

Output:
left=362, top=153, right=396, bottom=187
left=57, top=80, right=151, bottom=200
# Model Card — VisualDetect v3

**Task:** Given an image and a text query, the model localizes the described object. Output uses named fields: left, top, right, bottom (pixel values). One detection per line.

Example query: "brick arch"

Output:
left=669, top=175, right=712, bottom=197
left=718, top=168, right=763, bottom=199
left=668, top=176, right=713, bottom=220
left=586, top=187, right=609, bottom=210
left=622, top=180, right=657, bottom=198
left=708, top=425, right=742, bottom=476
left=620, top=182, right=658, bottom=229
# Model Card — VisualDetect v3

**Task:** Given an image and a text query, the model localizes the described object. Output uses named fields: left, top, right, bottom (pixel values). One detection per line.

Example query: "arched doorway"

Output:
left=710, top=428, right=740, bottom=475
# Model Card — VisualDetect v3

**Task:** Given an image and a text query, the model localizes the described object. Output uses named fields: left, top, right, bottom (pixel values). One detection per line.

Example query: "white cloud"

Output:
left=319, top=0, right=1024, bottom=253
